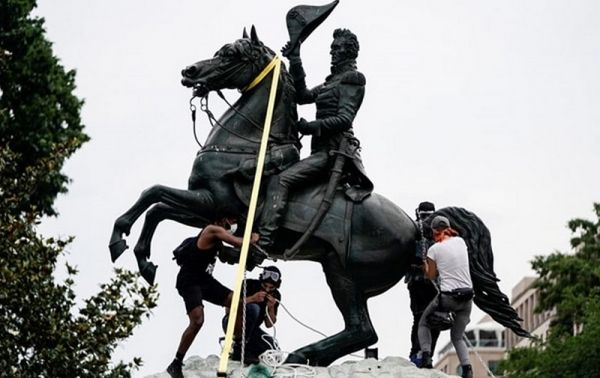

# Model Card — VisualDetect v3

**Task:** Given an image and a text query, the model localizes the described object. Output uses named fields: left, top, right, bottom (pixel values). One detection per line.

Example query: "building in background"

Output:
left=505, top=276, right=555, bottom=349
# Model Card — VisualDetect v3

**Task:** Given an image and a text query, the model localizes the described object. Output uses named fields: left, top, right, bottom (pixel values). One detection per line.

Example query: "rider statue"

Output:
left=257, top=2, right=373, bottom=253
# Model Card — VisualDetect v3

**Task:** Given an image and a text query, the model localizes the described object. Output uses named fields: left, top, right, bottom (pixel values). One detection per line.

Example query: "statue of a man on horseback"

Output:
left=258, top=6, right=373, bottom=254
left=108, top=1, right=530, bottom=366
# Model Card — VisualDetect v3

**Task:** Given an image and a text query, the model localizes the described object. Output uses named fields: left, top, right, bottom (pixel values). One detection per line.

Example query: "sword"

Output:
left=284, top=136, right=359, bottom=259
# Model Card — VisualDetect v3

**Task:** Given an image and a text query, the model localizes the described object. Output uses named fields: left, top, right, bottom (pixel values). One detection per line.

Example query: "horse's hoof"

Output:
left=139, top=260, right=158, bottom=285
left=285, top=352, right=309, bottom=365
left=134, top=244, right=150, bottom=260
left=109, top=239, right=128, bottom=262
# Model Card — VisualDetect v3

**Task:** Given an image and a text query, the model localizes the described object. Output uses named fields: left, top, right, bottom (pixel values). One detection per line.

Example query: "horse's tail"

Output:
left=431, top=207, right=531, bottom=338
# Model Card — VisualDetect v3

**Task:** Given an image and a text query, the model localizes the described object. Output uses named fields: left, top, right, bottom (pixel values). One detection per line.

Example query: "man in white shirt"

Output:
left=418, top=215, right=474, bottom=378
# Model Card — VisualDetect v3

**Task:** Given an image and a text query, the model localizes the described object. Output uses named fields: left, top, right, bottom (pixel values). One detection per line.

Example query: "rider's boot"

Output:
left=257, top=177, right=288, bottom=254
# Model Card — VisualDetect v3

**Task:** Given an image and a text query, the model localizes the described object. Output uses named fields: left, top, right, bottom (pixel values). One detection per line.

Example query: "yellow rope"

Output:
left=241, top=56, right=279, bottom=92
left=218, top=56, right=281, bottom=376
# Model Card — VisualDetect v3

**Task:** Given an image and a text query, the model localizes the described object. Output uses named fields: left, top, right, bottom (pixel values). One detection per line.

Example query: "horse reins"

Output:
left=189, top=55, right=297, bottom=148
left=191, top=91, right=263, bottom=145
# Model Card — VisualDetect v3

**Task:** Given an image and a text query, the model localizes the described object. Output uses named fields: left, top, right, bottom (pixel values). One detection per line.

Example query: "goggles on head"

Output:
left=260, top=270, right=281, bottom=283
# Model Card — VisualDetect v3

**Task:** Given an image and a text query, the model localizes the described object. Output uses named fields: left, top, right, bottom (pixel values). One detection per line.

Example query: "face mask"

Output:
left=227, top=223, right=238, bottom=234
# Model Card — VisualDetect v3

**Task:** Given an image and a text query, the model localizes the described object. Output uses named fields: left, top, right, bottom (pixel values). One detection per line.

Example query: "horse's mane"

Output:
left=241, top=39, right=296, bottom=101
left=427, top=207, right=531, bottom=337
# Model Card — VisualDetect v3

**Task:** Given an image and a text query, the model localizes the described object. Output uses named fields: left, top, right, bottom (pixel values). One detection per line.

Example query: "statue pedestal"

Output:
left=144, top=355, right=454, bottom=378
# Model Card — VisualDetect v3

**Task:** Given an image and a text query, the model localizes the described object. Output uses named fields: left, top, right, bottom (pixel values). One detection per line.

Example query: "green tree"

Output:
left=0, top=1, right=158, bottom=377
left=1, top=0, right=87, bottom=217
left=500, top=204, right=600, bottom=378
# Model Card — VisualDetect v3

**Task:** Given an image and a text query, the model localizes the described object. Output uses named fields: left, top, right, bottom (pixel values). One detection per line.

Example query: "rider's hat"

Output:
left=284, top=0, right=339, bottom=54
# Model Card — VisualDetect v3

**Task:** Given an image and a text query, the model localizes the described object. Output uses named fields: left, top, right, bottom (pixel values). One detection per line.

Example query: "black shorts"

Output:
left=177, top=276, right=232, bottom=314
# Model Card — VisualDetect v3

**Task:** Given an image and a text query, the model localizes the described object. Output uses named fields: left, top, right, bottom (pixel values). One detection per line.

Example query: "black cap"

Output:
left=418, top=201, right=435, bottom=213
left=431, top=215, right=450, bottom=230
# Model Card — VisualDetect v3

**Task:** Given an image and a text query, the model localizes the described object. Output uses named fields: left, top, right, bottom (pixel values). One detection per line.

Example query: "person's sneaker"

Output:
left=230, top=343, right=242, bottom=361
left=243, top=354, right=260, bottom=365
left=420, top=352, right=433, bottom=369
left=461, top=364, right=473, bottom=378
left=166, top=359, right=184, bottom=378
left=409, top=353, right=422, bottom=367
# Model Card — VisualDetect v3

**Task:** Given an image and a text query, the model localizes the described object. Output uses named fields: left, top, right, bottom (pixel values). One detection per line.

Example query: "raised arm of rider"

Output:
left=287, top=52, right=322, bottom=105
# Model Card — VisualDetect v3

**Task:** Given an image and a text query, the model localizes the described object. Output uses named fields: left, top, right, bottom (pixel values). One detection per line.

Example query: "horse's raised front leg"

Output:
left=286, top=251, right=378, bottom=366
left=109, top=185, right=214, bottom=263
left=134, top=203, right=212, bottom=259
left=131, top=203, right=212, bottom=284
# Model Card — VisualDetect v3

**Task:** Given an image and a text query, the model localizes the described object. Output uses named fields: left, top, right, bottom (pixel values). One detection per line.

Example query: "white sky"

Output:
left=35, top=1, right=599, bottom=376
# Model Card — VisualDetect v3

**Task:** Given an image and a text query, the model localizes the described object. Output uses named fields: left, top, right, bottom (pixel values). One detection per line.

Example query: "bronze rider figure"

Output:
left=257, top=27, right=373, bottom=253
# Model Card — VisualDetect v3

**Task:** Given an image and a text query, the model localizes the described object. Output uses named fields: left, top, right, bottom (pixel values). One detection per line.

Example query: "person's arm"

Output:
left=264, top=293, right=279, bottom=328
left=236, top=291, right=268, bottom=336
left=224, top=291, right=269, bottom=337
left=422, top=257, right=437, bottom=280
left=282, top=42, right=321, bottom=105
left=197, top=225, right=258, bottom=250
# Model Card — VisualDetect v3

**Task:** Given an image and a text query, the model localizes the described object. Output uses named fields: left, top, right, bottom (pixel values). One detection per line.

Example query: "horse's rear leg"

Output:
left=286, top=252, right=378, bottom=366
left=109, top=186, right=213, bottom=262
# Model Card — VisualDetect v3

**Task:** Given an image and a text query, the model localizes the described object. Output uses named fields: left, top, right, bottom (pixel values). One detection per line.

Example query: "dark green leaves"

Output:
left=500, top=204, right=600, bottom=377
left=0, top=2, right=158, bottom=376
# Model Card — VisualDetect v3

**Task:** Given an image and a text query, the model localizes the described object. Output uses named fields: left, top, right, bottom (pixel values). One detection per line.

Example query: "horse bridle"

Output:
left=189, top=56, right=298, bottom=149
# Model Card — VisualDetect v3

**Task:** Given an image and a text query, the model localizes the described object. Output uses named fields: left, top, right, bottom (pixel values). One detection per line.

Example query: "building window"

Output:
left=465, top=330, right=476, bottom=346
left=479, top=330, right=498, bottom=347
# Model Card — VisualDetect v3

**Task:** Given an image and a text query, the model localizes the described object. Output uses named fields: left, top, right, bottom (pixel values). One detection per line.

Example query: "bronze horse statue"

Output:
left=109, top=27, right=529, bottom=366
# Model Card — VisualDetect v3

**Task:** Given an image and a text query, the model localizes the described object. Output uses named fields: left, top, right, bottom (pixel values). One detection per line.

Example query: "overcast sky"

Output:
left=35, top=0, right=599, bottom=376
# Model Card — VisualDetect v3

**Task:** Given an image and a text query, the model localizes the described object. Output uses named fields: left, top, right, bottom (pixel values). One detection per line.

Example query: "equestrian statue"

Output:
left=109, top=1, right=529, bottom=366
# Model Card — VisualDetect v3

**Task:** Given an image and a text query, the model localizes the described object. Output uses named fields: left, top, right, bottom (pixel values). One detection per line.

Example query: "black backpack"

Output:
left=427, top=309, right=455, bottom=331
left=172, top=236, right=197, bottom=266
left=426, top=293, right=456, bottom=331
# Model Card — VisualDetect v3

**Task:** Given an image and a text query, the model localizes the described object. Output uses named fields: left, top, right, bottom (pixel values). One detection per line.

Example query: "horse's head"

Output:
left=181, top=26, right=275, bottom=96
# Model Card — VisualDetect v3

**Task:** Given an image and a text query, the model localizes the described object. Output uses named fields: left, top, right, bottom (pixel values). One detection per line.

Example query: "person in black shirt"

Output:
left=167, top=218, right=258, bottom=378
left=406, top=201, right=440, bottom=367
left=222, top=266, right=282, bottom=364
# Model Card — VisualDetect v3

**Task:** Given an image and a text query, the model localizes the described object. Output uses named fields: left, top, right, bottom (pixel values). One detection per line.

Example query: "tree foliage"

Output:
left=1, top=0, right=88, bottom=217
left=0, top=1, right=158, bottom=376
left=500, top=204, right=600, bottom=377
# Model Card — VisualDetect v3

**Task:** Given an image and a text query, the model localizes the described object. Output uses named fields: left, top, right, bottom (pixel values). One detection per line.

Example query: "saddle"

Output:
left=233, top=179, right=354, bottom=264
left=230, top=136, right=373, bottom=264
